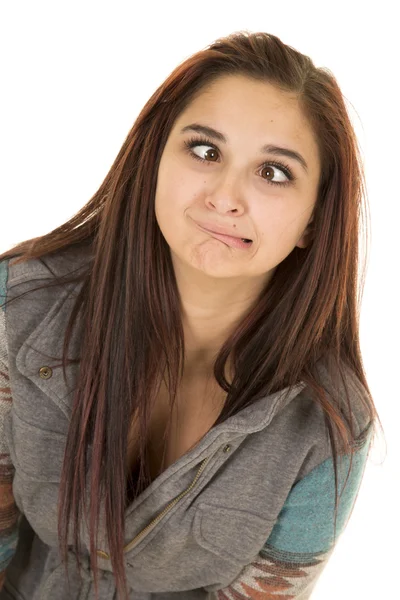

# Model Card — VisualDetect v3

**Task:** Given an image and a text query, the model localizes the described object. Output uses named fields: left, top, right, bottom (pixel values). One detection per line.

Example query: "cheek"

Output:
left=253, top=207, right=286, bottom=243
left=255, top=209, right=307, bottom=255
left=155, top=172, right=191, bottom=236
left=158, top=164, right=191, bottom=208
left=258, top=202, right=309, bottom=238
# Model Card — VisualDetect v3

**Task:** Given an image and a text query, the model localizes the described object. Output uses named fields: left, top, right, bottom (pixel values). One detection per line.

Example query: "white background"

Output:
left=0, top=1, right=397, bottom=598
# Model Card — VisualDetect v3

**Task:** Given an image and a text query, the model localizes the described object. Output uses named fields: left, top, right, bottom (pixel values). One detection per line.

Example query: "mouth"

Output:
left=194, top=223, right=253, bottom=250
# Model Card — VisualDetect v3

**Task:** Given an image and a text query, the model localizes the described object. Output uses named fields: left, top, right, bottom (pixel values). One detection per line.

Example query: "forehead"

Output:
left=173, top=74, right=320, bottom=173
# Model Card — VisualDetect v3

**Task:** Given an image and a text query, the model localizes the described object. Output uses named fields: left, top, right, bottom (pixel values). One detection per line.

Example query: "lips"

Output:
left=192, top=219, right=252, bottom=242
left=192, top=219, right=253, bottom=250
left=203, top=231, right=253, bottom=249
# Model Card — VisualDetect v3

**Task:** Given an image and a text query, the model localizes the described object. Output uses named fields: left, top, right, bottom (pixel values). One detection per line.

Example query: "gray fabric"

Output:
left=0, top=246, right=370, bottom=599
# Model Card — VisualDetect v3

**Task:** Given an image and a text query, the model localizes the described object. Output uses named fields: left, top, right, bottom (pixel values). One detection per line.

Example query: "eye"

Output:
left=183, top=136, right=296, bottom=188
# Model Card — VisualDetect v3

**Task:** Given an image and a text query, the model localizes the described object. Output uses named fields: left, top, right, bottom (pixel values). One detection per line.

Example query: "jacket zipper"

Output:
left=96, top=455, right=211, bottom=559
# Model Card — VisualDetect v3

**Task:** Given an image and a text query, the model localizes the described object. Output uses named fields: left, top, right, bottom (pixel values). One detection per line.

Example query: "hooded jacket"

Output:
left=0, top=245, right=373, bottom=600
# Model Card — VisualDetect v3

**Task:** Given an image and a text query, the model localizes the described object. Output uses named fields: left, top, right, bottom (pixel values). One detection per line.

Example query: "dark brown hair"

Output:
left=0, top=30, right=383, bottom=600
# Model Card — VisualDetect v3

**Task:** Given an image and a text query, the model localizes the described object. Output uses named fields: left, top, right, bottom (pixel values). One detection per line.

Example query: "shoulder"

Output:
left=312, top=353, right=372, bottom=438
left=4, top=242, right=93, bottom=292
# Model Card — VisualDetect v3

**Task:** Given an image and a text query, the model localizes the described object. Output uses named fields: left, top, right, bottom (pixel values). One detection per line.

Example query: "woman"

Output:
left=0, top=30, right=382, bottom=599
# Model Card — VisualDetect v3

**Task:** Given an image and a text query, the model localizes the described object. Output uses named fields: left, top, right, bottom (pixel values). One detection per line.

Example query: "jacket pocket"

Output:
left=5, top=410, right=66, bottom=482
left=192, top=501, right=276, bottom=565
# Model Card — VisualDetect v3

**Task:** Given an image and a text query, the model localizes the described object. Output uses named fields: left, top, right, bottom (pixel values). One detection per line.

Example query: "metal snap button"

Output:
left=39, top=366, right=52, bottom=379
left=223, top=444, right=231, bottom=453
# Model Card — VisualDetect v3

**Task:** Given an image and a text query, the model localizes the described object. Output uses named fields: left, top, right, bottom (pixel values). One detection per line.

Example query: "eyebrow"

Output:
left=180, top=123, right=309, bottom=174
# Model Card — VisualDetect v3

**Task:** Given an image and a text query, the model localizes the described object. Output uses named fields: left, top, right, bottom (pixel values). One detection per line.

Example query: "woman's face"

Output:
left=154, top=74, right=321, bottom=285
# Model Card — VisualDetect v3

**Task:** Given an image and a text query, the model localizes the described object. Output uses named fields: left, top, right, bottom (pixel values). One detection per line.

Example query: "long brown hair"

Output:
left=0, top=30, right=383, bottom=600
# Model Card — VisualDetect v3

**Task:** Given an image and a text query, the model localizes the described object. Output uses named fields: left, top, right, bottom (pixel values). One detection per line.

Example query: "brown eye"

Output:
left=184, top=137, right=220, bottom=163
left=260, top=164, right=290, bottom=185
left=205, top=148, right=218, bottom=161
left=198, top=147, right=218, bottom=161
left=261, top=166, right=274, bottom=181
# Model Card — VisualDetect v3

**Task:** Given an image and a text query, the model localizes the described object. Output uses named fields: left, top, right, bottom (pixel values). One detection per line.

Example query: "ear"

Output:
left=296, top=217, right=314, bottom=249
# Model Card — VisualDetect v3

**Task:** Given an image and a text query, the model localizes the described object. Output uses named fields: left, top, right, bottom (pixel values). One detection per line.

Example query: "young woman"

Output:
left=0, top=31, right=382, bottom=599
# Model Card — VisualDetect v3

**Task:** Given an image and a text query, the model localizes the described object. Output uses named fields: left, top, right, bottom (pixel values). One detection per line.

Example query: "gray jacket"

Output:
left=0, top=245, right=373, bottom=599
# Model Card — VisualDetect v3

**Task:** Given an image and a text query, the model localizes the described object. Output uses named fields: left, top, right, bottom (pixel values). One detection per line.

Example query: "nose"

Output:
left=204, top=171, right=246, bottom=214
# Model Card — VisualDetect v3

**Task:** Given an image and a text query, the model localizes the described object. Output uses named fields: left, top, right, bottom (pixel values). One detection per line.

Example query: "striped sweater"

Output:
left=0, top=274, right=20, bottom=587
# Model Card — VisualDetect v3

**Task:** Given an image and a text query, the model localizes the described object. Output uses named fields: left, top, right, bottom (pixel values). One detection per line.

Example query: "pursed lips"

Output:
left=192, top=219, right=253, bottom=250
left=192, top=219, right=252, bottom=242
